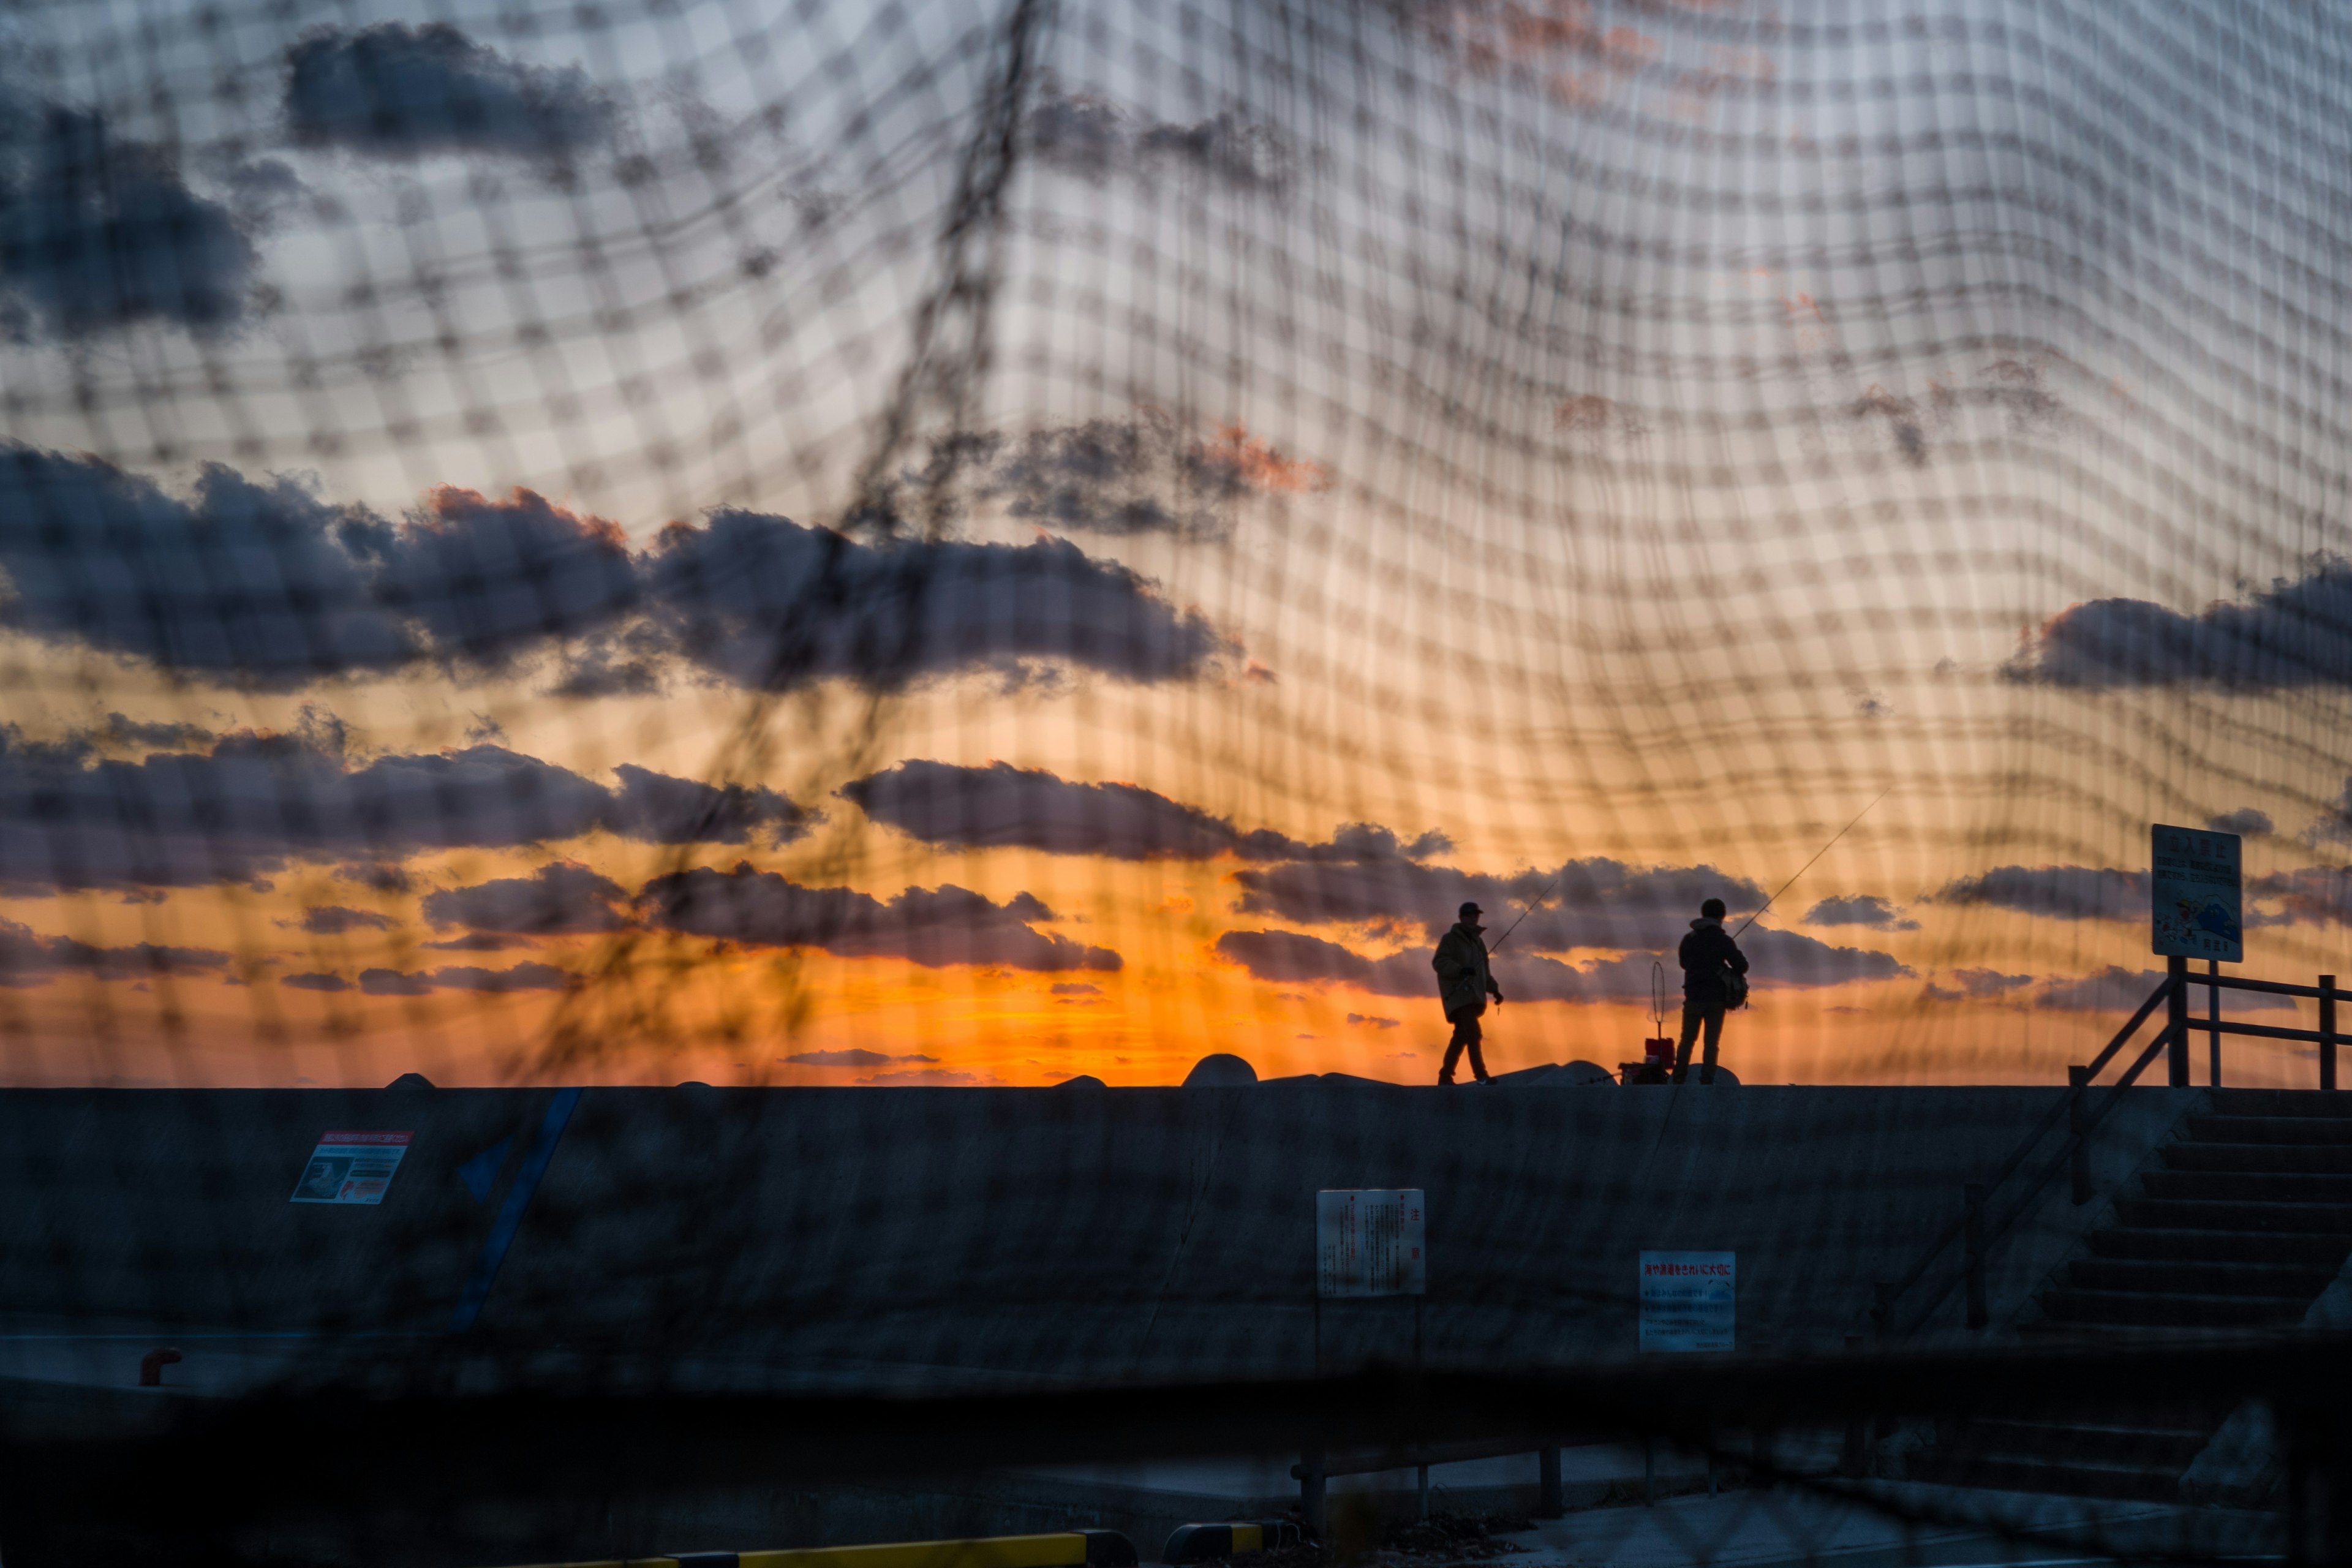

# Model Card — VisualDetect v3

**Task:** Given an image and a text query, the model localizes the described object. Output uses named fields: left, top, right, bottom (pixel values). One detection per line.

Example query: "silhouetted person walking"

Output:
left=1434, top=900, right=1504, bottom=1084
left=1675, top=897, right=1749, bottom=1085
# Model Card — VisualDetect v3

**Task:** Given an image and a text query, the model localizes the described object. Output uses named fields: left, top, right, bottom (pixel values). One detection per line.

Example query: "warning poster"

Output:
left=2151, top=824, right=2244, bottom=963
left=1316, top=1189, right=1427, bottom=1297
left=1640, top=1251, right=1735, bottom=1351
left=290, top=1131, right=412, bottom=1205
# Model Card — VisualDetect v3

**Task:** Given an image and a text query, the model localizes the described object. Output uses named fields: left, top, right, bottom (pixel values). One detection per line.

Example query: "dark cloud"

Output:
left=102, top=714, right=216, bottom=750
left=1050, top=982, right=1101, bottom=997
left=2209, top=808, right=2274, bottom=837
left=1950, top=967, right=2034, bottom=997
left=1929, top=865, right=2145, bottom=922
left=280, top=971, right=350, bottom=992
left=0, top=449, right=417, bottom=687
left=334, top=861, right=415, bottom=894
left=1230, top=854, right=1766, bottom=952
left=222, top=157, right=306, bottom=225
left=608, top=763, right=812, bottom=847
left=845, top=761, right=1449, bottom=863
left=2034, top=965, right=2291, bottom=1014
left=640, top=861, right=1121, bottom=973
left=284, top=23, right=615, bottom=162
left=2247, top=867, right=2352, bottom=927
left=1801, top=894, right=1919, bottom=931
left=1027, top=92, right=1287, bottom=192
left=420, top=930, right=534, bottom=951
left=355, top=486, right=640, bottom=668
left=360, top=962, right=569, bottom=995
left=1213, top=924, right=1907, bottom=1001
left=782, top=1048, right=937, bottom=1066
left=293, top=905, right=398, bottom=935
left=0, top=97, right=257, bottom=338
left=2008, top=559, right=2352, bottom=688
left=638, top=510, right=1227, bottom=693
left=1347, top=1012, right=1401, bottom=1028
left=421, top=861, right=628, bottom=934
left=971, top=416, right=1326, bottom=540
left=0, top=448, right=1230, bottom=695
left=0, top=917, right=229, bottom=987
left=421, top=962, right=571, bottom=993
left=0, top=722, right=815, bottom=894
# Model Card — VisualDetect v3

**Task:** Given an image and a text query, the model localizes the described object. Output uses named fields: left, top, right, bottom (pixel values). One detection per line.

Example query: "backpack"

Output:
left=1721, top=966, right=1749, bottom=1010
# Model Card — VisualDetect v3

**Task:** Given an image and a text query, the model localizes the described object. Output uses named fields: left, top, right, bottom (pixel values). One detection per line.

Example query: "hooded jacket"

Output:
left=1678, top=918, right=1749, bottom=1003
left=1433, top=922, right=1499, bottom=1019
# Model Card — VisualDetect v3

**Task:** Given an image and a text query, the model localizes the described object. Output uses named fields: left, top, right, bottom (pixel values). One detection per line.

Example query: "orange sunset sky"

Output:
left=2, top=0, right=2350, bottom=1090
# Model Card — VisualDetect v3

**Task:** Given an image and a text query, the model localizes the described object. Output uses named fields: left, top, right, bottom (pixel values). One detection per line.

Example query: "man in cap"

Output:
left=1433, top=900, right=1505, bottom=1084
left=1675, top=896, right=1750, bottom=1085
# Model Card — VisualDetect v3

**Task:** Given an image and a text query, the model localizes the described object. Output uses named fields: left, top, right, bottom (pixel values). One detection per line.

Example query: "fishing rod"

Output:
left=1730, top=785, right=1893, bottom=938
left=1483, top=867, right=1565, bottom=956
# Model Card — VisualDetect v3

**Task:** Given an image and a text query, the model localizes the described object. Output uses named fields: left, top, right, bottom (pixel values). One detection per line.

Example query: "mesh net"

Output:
left=0, top=0, right=2346, bottom=1562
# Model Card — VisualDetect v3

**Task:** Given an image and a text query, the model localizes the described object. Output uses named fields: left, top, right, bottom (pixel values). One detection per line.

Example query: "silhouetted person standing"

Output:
left=1675, top=897, right=1749, bottom=1085
left=1434, top=900, right=1504, bottom=1084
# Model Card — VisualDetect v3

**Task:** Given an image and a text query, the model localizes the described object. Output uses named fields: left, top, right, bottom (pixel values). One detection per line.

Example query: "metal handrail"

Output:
left=1868, top=974, right=2177, bottom=1332
left=1871, top=963, right=2348, bottom=1340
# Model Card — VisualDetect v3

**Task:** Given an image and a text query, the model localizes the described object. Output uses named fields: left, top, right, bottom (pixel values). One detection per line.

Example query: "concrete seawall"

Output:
left=0, top=1081, right=2201, bottom=1398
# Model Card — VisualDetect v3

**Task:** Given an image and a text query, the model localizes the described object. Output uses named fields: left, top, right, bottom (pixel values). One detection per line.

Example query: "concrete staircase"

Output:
left=1909, top=1089, right=2352, bottom=1501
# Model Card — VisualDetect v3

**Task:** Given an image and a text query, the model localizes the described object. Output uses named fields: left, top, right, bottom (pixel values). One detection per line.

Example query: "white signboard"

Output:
left=2152, top=824, right=2243, bottom=963
left=290, top=1131, right=412, bottom=1205
left=1640, top=1251, right=1735, bottom=1351
left=1316, top=1189, right=1426, bottom=1297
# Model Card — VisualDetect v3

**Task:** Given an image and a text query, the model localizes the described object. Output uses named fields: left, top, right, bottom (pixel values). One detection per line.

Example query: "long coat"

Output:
left=1432, top=922, right=1496, bottom=1020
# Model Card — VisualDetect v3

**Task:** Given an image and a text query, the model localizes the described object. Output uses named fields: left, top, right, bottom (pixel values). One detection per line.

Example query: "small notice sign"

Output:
left=1316, top=1189, right=1427, bottom=1297
left=290, top=1131, right=412, bottom=1205
left=1640, top=1251, right=1735, bottom=1351
left=2152, top=824, right=2243, bottom=963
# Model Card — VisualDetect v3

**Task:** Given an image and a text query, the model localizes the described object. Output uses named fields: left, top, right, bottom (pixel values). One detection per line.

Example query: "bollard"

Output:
left=1539, top=1446, right=1562, bottom=1517
left=1417, top=1463, right=1429, bottom=1522
left=1297, top=1446, right=1325, bottom=1539
left=1643, top=1436, right=1655, bottom=1506
left=1964, top=1182, right=1988, bottom=1330
left=2324, top=976, right=2339, bottom=1093
left=2068, top=1065, right=2092, bottom=1205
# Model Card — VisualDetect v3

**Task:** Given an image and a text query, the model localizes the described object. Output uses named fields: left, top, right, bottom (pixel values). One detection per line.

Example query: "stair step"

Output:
left=2165, top=1142, right=2352, bottom=1175
left=2186, top=1115, right=2352, bottom=1145
left=2039, top=1287, right=2311, bottom=1327
left=2143, top=1169, right=2352, bottom=1202
left=2209, top=1089, right=2352, bottom=1118
left=2086, top=1227, right=2352, bottom=1266
left=2062, top=1256, right=2340, bottom=1297
left=2114, top=1196, right=2352, bottom=1233
left=1905, top=1453, right=2181, bottom=1502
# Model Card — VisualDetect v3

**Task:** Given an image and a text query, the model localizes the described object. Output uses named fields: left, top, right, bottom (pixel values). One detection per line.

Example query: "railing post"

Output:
left=2324, top=976, right=2339, bottom=1093
left=2167, top=955, right=2190, bottom=1087
left=2068, top=1065, right=2092, bottom=1204
left=2209, top=959, right=2223, bottom=1086
left=1964, top=1182, right=1988, bottom=1329
left=1299, top=1443, right=1325, bottom=1537
left=1539, top=1446, right=1562, bottom=1516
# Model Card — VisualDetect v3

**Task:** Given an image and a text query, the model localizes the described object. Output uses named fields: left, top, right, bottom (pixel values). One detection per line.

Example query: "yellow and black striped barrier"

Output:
left=514, top=1529, right=1139, bottom=1568
left=1159, top=1521, right=1300, bottom=1564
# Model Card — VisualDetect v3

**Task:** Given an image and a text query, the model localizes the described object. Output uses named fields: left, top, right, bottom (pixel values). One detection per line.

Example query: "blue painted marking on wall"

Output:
left=457, top=1136, right=514, bottom=1204
left=448, top=1088, right=581, bottom=1333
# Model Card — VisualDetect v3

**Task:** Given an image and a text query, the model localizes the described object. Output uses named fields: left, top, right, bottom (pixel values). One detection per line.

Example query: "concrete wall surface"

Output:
left=0, top=1082, right=2205, bottom=1398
